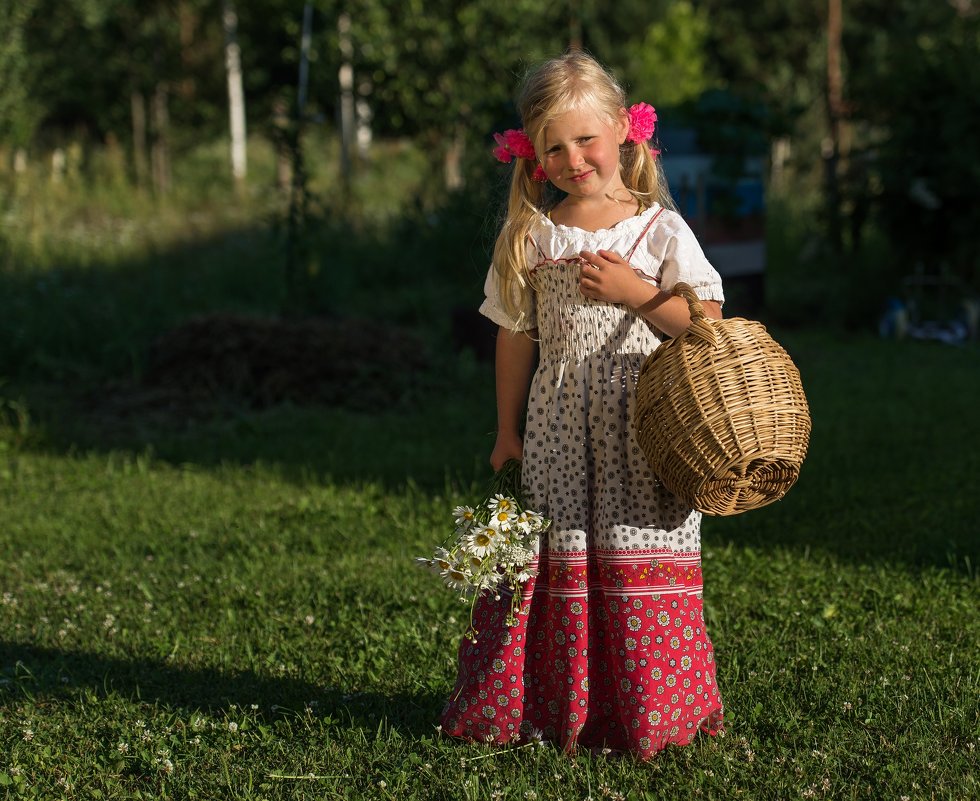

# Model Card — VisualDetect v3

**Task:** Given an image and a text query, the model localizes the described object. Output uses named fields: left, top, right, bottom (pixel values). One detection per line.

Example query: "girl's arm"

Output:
left=579, top=248, right=722, bottom=338
left=490, top=327, right=539, bottom=471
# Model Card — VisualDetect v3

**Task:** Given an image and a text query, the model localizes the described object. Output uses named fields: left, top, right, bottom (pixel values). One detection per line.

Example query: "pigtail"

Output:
left=492, top=159, right=545, bottom=330
left=621, top=140, right=676, bottom=212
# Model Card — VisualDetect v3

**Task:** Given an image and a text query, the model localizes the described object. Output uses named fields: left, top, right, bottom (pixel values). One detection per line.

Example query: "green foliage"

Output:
left=0, top=1, right=42, bottom=146
left=694, top=0, right=824, bottom=131
left=845, top=0, right=980, bottom=284
left=625, top=1, right=717, bottom=108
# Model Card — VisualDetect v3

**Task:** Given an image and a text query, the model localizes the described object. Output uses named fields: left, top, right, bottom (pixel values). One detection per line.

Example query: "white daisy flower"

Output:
left=487, top=494, right=516, bottom=515
left=432, top=547, right=453, bottom=572
left=453, top=505, right=476, bottom=529
left=463, top=525, right=499, bottom=558
left=440, top=565, right=471, bottom=592
left=526, top=511, right=547, bottom=532
left=514, top=510, right=534, bottom=533
left=487, top=508, right=516, bottom=532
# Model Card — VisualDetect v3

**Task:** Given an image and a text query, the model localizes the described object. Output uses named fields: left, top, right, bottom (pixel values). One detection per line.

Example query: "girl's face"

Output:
left=540, top=106, right=629, bottom=202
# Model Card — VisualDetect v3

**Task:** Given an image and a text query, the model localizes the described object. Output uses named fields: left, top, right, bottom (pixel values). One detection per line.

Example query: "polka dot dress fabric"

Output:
left=443, top=205, right=725, bottom=758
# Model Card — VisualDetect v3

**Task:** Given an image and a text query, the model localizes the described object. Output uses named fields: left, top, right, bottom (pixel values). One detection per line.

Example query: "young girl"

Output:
left=441, top=51, right=725, bottom=758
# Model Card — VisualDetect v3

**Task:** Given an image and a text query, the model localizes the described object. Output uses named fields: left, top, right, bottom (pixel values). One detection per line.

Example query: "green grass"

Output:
left=1, top=330, right=978, bottom=800
left=0, top=142, right=978, bottom=799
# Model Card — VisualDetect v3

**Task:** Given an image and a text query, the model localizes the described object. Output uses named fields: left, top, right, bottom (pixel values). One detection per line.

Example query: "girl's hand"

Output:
left=490, top=430, right=524, bottom=472
left=578, top=249, right=651, bottom=308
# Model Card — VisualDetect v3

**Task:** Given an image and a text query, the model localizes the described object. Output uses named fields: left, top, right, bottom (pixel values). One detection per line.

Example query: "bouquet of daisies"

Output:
left=416, top=459, right=550, bottom=640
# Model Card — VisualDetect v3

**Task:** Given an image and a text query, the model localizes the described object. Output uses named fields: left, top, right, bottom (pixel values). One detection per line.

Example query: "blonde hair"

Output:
left=492, top=51, right=676, bottom=329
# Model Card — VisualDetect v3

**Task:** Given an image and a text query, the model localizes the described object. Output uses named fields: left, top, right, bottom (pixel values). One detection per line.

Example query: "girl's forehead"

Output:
left=543, top=106, right=616, bottom=142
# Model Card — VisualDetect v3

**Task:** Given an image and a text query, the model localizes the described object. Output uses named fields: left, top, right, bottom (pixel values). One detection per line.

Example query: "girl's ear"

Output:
left=616, top=107, right=630, bottom=144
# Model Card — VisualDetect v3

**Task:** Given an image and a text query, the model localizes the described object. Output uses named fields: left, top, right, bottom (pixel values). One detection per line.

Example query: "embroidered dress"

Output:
left=441, top=204, right=725, bottom=758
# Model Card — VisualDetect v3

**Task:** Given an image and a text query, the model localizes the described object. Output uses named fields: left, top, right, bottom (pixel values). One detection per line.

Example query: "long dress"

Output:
left=441, top=203, right=726, bottom=758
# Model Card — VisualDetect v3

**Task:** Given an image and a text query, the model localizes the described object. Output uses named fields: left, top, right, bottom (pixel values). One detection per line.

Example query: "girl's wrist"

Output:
left=625, top=278, right=660, bottom=311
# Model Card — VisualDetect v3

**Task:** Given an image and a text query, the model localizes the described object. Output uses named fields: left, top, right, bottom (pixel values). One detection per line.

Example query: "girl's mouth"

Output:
left=569, top=170, right=594, bottom=183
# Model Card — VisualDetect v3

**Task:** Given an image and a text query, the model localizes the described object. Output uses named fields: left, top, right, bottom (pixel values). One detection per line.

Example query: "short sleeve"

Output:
left=477, top=241, right=538, bottom=331
left=636, top=213, right=725, bottom=306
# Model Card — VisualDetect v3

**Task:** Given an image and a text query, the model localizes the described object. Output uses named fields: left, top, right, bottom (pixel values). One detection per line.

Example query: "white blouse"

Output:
left=480, top=204, right=725, bottom=332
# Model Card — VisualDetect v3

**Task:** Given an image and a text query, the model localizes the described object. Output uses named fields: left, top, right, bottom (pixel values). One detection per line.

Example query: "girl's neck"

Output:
left=550, top=192, right=643, bottom=233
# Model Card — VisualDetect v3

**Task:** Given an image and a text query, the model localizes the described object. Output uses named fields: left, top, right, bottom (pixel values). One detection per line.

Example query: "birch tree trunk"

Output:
left=223, top=0, right=247, bottom=185
left=337, top=12, right=353, bottom=197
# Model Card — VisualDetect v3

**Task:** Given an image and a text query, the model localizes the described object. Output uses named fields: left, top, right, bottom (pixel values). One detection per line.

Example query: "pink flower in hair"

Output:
left=531, top=164, right=548, bottom=182
left=492, top=129, right=537, bottom=163
left=627, top=102, right=658, bottom=143
left=502, top=129, right=537, bottom=160
left=492, top=133, right=514, bottom=163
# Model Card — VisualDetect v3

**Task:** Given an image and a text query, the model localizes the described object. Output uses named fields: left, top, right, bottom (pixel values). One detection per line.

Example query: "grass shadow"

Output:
left=0, top=641, right=445, bottom=739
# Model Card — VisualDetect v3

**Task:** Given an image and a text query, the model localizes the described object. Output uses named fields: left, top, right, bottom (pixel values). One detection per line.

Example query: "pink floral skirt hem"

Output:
left=441, top=548, right=724, bottom=759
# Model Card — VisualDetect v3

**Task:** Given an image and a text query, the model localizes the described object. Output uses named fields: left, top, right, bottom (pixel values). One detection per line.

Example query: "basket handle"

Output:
left=672, top=282, right=717, bottom=346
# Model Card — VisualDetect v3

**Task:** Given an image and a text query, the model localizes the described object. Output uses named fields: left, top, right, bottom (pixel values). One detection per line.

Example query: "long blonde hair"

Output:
left=492, top=51, right=676, bottom=329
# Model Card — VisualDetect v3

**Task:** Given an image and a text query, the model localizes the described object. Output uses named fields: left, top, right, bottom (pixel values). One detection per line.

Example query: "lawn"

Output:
left=1, top=326, right=977, bottom=800
left=0, top=156, right=978, bottom=799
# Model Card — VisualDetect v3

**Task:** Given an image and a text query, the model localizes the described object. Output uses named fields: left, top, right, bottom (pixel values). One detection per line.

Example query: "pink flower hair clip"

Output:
left=492, top=129, right=548, bottom=182
left=626, top=102, right=661, bottom=159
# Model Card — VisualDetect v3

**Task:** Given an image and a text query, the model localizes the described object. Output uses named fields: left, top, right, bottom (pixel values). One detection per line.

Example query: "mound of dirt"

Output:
left=142, top=312, right=432, bottom=410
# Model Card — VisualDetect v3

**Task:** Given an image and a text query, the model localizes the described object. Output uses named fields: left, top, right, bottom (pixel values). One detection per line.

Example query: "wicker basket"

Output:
left=634, top=283, right=811, bottom=516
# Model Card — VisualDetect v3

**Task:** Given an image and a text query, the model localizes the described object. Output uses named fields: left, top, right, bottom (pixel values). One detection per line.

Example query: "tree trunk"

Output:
left=177, top=1, right=198, bottom=101
left=824, top=0, right=843, bottom=254
left=151, top=83, right=171, bottom=194
left=272, top=96, right=291, bottom=192
left=131, top=90, right=149, bottom=188
left=355, top=78, right=373, bottom=159
left=223, top=0, right=247, bottom=186
left=444, top=122, right=465, bottom=190
left=337, top=11, right=354, bottom=198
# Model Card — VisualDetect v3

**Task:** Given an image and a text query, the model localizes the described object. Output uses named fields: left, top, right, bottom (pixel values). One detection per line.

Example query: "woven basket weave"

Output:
left=634, top=283, right=811, bottom=516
